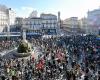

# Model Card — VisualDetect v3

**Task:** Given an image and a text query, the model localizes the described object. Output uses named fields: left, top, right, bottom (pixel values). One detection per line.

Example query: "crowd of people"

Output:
left=0, top=40, right=18, bottom=52
left=0, top=35, right=100, bottom=80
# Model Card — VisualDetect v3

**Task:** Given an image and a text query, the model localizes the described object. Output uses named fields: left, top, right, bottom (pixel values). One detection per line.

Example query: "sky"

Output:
left=0, top=0, right=100, bottom=20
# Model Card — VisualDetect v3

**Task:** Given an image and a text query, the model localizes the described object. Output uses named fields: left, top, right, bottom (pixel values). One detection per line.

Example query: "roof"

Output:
left=30, top=17, right=42, bottom=19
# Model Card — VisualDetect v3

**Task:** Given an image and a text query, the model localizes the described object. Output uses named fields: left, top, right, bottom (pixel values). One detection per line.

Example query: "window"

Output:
left=46, top=21, right=48, bottom=24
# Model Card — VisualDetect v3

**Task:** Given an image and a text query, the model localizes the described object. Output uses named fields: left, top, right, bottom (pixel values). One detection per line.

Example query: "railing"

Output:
left=0, top=32, right=21, bottom=37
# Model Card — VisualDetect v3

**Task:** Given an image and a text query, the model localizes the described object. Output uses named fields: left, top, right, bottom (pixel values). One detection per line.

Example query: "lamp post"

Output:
left=6, top=8, right=10, bottom=40
left=30, top=22, right=33, bottom=39
left=22, top=22, right=27, bottom=40
left=22, top=29, right=26, bottom=40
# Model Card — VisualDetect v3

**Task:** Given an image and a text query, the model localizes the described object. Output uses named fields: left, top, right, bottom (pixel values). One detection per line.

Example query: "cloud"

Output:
left=15, top=6, right=34, bottom=18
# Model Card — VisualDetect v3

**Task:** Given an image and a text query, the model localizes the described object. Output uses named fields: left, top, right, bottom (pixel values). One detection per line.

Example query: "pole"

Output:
left=23, top=29, right=26, bottom=40
left=6, top=8, right=10, bottom=40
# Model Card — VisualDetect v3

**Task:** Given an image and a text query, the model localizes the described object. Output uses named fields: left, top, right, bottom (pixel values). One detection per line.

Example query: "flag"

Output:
left=36, top=62, right=44, bottom=70
left=36, top=58, right=45, bottom=70
left=56, top=51, right=65, bottom=61
left=39, top=58, right=45, bottom=64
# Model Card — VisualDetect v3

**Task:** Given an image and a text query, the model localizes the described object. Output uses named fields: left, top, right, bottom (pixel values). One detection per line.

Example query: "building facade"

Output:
left=22, top=13, right=58, bottom=35
left=11, top=17, right=23, bottom=32
left=23, top=17, right=42, bottom=35
left=87, top=8, right=100, bottom=35
left=40, top=13, right=58, bottom=35
left=63, top=17, right=79, bottom=28
left=62, top=17, right=81, bottom=34
left=78, top=18, right=88, bottom=34
left=0, top=5, right=16, bottom=33
left=9, top=9, right=16, bottom=26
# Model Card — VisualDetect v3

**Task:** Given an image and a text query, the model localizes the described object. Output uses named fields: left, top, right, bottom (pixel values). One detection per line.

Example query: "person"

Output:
left=1, top=75, right=6, bottom=80
left=84, top=76, right=89, bottom=80
left=71, top=61, right=76, bottom=68
left=0, top=35, right=100, bottom=80
left=11, top=68, right=16, bottom=80
left=97, top=71, right=100, bottom=80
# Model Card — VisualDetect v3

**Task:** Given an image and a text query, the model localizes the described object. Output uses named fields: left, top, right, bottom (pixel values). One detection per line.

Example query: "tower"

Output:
left=57, top=11, right=61, bottom=35
left=58, top=11, right=60, bottom=22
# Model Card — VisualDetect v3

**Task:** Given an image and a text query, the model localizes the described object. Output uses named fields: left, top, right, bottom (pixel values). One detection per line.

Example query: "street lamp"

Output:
left=6, top=8, right=10, bottom=40
left=22, top=22, right=27, bottom=40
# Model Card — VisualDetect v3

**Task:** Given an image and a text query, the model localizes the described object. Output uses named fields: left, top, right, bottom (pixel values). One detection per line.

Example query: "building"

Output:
left=78, top=18, right=88, bottom=34
left=15, top=17, right=23, bottom=27
left=0, top=5, right=8, bottom=32
left=87, top=8, right=100, bottom=35
left=22, top=10, right=60, bottom=36
left=22, top=13, right=58, bottom=36
left=63, top=17, right=80, bottom=34
left=0, top=5, right=16, bottom=33
left=29, top=10, right=37, bottom=18
left=11, top=17, right=23, bottom=32
left=9, top=8, right=16, bottom=26
left=40, top=13, right=58, bottom=35
left=23, top=17, right=42, bottom=36
left=63, top=17, right=79, bottom=28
